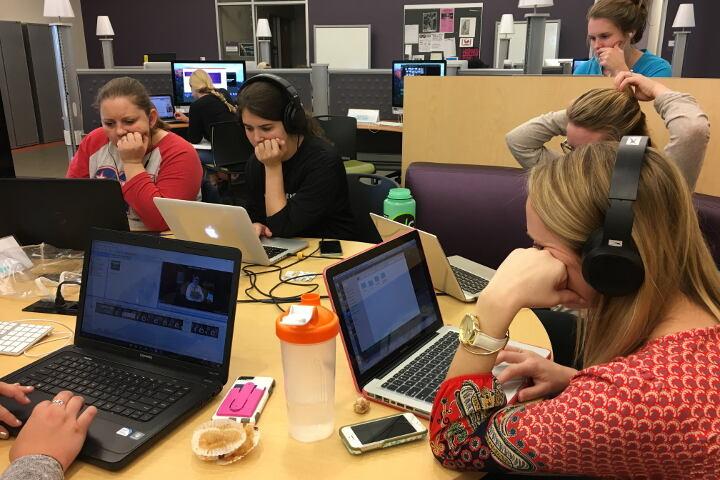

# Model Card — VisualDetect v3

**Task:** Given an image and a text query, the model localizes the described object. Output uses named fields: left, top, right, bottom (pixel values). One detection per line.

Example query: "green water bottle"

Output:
left=384, top=188, right=416, bottom=226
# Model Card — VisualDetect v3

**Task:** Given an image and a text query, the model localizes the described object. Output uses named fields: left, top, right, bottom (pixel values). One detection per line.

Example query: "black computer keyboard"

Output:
left=451, top=266, right=489, bottom=294
left=263, top=245, right=288, bottom=259
left=380, top=331, right=459, bottom=403
left=17, top=355, right=190, bottom=422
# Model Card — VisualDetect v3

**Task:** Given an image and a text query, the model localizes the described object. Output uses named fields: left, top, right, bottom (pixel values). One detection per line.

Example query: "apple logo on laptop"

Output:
left=205, top=226, right=219, bottom=239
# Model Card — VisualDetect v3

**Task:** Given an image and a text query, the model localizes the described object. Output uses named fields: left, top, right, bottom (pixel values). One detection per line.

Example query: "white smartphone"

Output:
left=339, top=412, right=427, bottom=455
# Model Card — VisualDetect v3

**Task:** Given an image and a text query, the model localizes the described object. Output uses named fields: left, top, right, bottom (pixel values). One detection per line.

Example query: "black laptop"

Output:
left=0, top=229, right=241, bottom=470
left=0, top=178, right=130, bottom=250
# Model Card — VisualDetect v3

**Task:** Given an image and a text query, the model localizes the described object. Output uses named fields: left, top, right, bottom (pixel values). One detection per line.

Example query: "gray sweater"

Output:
left=505, top=91, right=710, bottom=190
left=0, top=455, right=63, bottom=480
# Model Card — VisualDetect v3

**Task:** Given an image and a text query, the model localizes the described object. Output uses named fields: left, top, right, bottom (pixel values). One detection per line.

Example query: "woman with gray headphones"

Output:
left=238, top=74, right=356, bottom=241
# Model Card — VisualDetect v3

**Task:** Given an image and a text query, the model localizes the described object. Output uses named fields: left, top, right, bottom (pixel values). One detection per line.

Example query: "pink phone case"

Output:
left=216, top=382, right=265, bottom=417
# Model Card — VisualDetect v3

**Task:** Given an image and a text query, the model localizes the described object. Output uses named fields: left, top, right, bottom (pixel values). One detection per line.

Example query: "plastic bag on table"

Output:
left=0, top=241, right=83, bottom=301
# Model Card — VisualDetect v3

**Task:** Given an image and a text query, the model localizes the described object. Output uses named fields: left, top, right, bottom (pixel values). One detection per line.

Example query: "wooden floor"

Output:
left=11, top=141, right=69, bottom=178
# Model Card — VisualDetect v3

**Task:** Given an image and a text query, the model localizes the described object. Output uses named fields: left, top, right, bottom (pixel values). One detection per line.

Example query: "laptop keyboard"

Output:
left=380, top=331, right=459, bottom=404
left=263, top=245, right=288, bottom=259
left=451, top=266, right=489, bottom=294
left=17, top=355, right=190, bottom=422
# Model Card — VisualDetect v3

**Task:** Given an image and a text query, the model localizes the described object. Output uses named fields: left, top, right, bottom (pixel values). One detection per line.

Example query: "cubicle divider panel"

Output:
left=401, top=76, right=720, bottom=197
left=78, top=70, right=173, bottom=132
left=246, top=69, right=313, bottom=113
left=328, top=70, right=393, bottom=120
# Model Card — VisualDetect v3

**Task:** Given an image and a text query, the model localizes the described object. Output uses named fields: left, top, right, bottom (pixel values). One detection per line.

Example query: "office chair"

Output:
left=208, top=121, right=254, bottom=204
left=346, top=173, right=399, bottom=243
left=314, top=115, right=375, bottom=174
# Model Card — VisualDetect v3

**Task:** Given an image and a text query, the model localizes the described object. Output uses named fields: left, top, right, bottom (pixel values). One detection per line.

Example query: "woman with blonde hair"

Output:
left=174, top=68, right=237, bottom=146
left=575, top=0, right=670, bottom=77
left=506, top=73, right=709, bottom=190
left=430, top=141, right=720, bottom=477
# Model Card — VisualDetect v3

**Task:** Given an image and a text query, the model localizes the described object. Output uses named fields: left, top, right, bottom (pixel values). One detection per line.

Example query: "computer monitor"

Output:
left=391, top=60, right=446, bottom=114
left=171, top=61, right=246, bottom=106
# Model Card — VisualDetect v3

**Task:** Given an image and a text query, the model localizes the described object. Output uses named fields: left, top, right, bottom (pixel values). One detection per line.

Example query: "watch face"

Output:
left=459, top=314, right=475, bottom=344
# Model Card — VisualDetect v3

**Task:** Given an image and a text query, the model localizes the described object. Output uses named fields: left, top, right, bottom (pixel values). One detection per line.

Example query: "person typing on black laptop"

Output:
left=237, top=74, right=356, bottom=240
left=67, top=77, right=203, bottom=232
left=1, top=387, right=96, bottom=480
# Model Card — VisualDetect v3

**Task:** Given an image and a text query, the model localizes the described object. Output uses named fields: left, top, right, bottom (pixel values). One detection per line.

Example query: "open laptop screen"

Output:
left=79, top=239, right=235, bottom=367
left=150, top=95, right=175, bottom=120
left=327, top=232, right=441, bottom=383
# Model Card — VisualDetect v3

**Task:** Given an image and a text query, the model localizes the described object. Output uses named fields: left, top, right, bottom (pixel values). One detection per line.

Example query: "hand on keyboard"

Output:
left=0, top=382, right=34, bottom=437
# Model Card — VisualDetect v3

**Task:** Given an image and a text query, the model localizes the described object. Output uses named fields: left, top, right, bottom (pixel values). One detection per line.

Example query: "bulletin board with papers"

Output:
left=403, top=3, right=483, bottom=62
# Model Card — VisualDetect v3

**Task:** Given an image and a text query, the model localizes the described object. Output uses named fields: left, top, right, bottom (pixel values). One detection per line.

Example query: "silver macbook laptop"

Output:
left=370, top=213, right=495, bottom=302
left=149, top=95, right=183, bottom=124
left=154, top=198, right=308, bottom=265
left=324, top=230, right=543, bottom=418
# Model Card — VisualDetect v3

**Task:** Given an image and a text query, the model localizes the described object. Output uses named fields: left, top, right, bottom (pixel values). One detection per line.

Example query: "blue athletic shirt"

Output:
left=573, top=49, right=671, bottom=77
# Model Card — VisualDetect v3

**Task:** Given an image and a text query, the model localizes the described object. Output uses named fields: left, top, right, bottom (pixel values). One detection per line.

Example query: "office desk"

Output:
left=0, top=239, right=550, bottom=479
left=356, top=124, right=403, bottom=160
left=357, top=123, right=403, bottom=134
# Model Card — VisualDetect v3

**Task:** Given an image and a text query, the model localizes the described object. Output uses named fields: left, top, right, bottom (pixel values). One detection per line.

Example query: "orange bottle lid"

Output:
left=276, top=293, right=339, bottom=344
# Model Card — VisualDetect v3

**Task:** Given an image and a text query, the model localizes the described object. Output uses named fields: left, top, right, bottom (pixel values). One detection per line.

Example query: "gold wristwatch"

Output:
left=458, top=313, right=509, bottom=355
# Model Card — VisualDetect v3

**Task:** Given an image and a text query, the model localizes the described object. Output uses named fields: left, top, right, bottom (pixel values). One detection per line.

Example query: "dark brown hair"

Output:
left=236, top=80, right=324, bottom=138
left=588, top=0, right=649, bottom=44
left=95, top=77, right=168, bottom=132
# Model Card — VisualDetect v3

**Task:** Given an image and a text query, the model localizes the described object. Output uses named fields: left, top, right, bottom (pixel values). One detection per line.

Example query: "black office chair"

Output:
left=208, top=121, right=254, bottom=204
left=347, top=173, right=399, bottom=243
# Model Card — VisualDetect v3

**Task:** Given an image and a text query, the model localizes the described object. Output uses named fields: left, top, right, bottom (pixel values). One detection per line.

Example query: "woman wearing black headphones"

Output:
left=237, top=74, right=356, bottom=240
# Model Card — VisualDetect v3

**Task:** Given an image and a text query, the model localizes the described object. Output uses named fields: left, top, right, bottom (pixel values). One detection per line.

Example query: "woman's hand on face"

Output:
left=9, top=391, right=97, bottom=471
left=495, top=347, right=578, bottom=402
left=117, top=132, right=149, bottom=165
left=0, top=383, right=34, bottom=439
left=614, top=71, right=671, bottom=101
left=597, top=44, right=629, bottom=77
left=252, top=222, right=272, bottom=238
left=255, top=138, right=286, bottom=168
left=482, top=248, right=582, bottom=312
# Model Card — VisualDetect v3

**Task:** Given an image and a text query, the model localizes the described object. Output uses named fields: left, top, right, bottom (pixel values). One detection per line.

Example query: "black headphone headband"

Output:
left=240, top=73, right=306, bottom=133
left=581, top=136, right=648, bottom=297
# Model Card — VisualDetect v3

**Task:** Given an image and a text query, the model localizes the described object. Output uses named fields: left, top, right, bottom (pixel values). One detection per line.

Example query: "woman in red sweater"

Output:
left=430, top=142, right=720, bottom=478
left=67, top=77, right=202, bottom=231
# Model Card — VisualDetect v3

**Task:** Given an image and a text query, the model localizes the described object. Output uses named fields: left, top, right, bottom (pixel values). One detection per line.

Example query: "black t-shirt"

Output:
left=187, top=89, right=237, bottom=144
left=245, top=136, right=356, bottom=240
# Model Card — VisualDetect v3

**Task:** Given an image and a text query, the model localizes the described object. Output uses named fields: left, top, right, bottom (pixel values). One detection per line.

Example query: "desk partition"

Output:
left=328, top=69, right=393, bottom=120
left=402, top=76, right=720, bottom=197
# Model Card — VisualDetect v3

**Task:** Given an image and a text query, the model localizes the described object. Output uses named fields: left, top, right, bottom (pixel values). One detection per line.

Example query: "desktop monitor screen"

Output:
left=171, top=61, right=246, bottom=106
left=391, top=60, right=446, bottom=109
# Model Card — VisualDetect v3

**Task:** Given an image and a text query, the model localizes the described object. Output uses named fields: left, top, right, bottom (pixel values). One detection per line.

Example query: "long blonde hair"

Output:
left=189, top=69, right=238, bottom=114
left=567, top=88, right=649, bottom=142
left=528, top=143, right=720, bottom=367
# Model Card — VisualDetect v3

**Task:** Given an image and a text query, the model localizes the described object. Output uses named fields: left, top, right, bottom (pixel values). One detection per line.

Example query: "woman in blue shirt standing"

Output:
left=574, top=0, right=671, bottom=77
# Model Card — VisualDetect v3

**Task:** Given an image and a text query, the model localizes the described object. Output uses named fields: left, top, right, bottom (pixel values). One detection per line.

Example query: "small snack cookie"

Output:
left=191, top=420, right=247, bottom=461
left=215, top=424, right=260, bottom=465
left=353, top=397, right=370, bottom=414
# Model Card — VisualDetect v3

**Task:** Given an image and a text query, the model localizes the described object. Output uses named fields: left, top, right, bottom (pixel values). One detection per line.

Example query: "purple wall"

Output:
left=81, top=0, right=219, bottom=68
left=308, top=0, right=595, bottom=68
left=661, top=0, right=720, bottom=78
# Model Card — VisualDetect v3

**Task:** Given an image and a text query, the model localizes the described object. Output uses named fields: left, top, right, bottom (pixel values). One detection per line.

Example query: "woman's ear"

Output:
left=148, top=108, right=158, bottom=129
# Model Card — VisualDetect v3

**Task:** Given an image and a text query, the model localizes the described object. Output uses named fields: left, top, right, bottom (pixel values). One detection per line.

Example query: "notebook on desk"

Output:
left=370, top=213, right=495, bottom=302
left=154, top=198, right=308, bottom=265
left=0, top=229, right=242, bottom=470
left=324, top=230, right=549, bottom=418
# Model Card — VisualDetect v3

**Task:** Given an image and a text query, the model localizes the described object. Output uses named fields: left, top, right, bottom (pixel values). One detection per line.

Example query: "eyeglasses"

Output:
left=560, top=139, right=575, bottom=154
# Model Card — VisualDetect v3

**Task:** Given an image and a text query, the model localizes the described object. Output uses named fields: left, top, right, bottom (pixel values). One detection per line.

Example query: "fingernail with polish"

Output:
left=0, top=432, right=8, bottom=440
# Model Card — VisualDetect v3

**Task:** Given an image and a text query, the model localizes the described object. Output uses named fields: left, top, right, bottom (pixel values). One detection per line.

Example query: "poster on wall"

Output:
left=459, top=37, right=473, bottom=48
left=440, top=8, right=455, bottom=33
left=405, top=24, right=419, bottom=44
left=423, top=11, right=438, bottom=32
left=430, top=33, right=444, bottom=51
left=459, top=17, right=476, bottom=37
left=443, top=38, right=457, bottom=58
left=460, top=47, right=480, bottom=60
left=418, top=34, right=432, bottom=52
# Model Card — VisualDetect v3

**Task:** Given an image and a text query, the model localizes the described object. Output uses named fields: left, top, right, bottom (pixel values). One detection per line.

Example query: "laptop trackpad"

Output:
left=85, top=416, right=144, bottom=454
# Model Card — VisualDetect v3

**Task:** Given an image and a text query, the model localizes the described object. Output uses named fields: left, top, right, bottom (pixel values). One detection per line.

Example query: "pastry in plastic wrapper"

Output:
left=191, top=420, right=259, bottom=464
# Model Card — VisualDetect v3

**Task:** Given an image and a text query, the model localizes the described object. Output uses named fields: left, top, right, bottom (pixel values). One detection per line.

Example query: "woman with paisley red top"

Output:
left=67, top=77, right=202, bottom=231
left=430, top=142, right=720, bottom=478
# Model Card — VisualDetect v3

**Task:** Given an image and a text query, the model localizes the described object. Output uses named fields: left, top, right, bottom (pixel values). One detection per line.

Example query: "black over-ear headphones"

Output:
left=239, top=73, right=307, bottom=134
left=581, top=136, right=648, bottom=297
